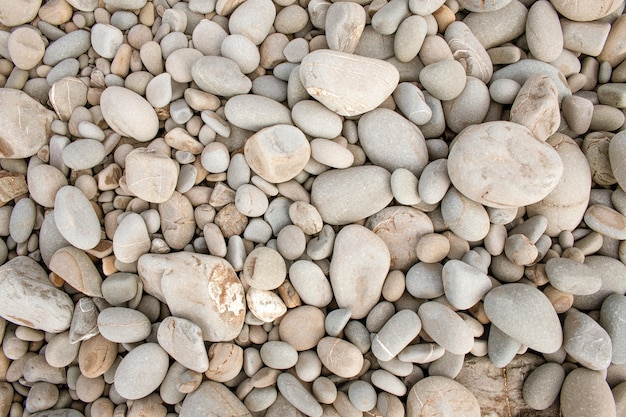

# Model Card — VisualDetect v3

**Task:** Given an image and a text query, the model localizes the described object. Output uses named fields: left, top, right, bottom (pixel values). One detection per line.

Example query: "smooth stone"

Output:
left=191, top=56, right=252, bottom=97
left=8, top=27, right=45, bottom=70
left=244, top=124, right=310, bottom=184
left=371, top=310, right=421, bottom=361
left=43, top=30, right=91, bottom=66
left=159, top=191, right=195, bottom=250
left=522, top=362, right=565, bottom=411
left=277, top=373, right=323, bottom=417
left=562, top=20, right=611, bottom=57
left=489, top=78, right=521, bottom=104
left=441, top=187, right=490, bottom=242
left=45, top=332, right=79, bottom=368
left=609, top=132, right=626, bottom=191
left=325, top=2, right=366, bottom=54
left=407, top=376, right=481, bottom=417
left=101, top=273, right=138, bottom=306
left=366, top=206, right=434, bottom=271
left=419, top=60, right=467, bottom=101
left=242, top=246, right=286, bottom=290
left=330, top=225, right=390, bottom=319
left=347, top=380, right=377, bottom=412
left=288, top=261, right=333, bottom=308
left=114, top=343, right=169, bottom=400
left=358, top=108, right=428, bottom=176
left=418, top=159, right=450, bottom=205
left=61, top=139, right=105, bottom=170
left=138, top=252, right=245, bottom=341
left=259, top=341, right=298, bottom=370
left=447, top=121, right=563, bottom=208
left=563, top=309, right=612, bottom=371
left=310, top=138, right=354, bottom=169
left=279, top=306, right=326, bottom=351
left=487, top=324, right=522, bottom=368
left=0, top=88, right=55, bottom=158
left=545, top=257, right=602, bottom=295
left=91, top=24, right=123, bottom=59
left=104, top=0, right=147, bottom=9
left=551, top=0, right=622, bottom=21
left=113, top=213, right=150, bottom=263
left=457, top=0, right=511, bottom=12
left=527, top=134, right=592, bottom=236
left=192, top=20, right=228, bottom=56
left=442, top=259, right=492, bottom=310
left=406, top=262, right=444, bottom=299
left=584, top=205, right=626, bottom=240
left=54, top=186, right=100, bottom=250
left=180, top=381, right=252, bottom=417
left=601, top=294, right=626, bottom=364
left=510, top=75, right=560, bottom=141
left=463, top=0, right=527, bottom=49
left=27, top=164, right=67, bottom=208
left=100, top=86, right=158, bottom=142
left=225, top=94, right=292, bottom=131
left=291, top=100, right=342, bottom=139
left=560, top=368, right=616, bottom=417
left=145, top=73, right=172, bottom=108
left=429, top=351, right=465, bottom=379
left=317, top=337, right=364, bottom=378
left=9, top=197, right=35, bottom=244
left=418, top=301, right=474, bottom=355
left=0, top=257, right=73, bottom=333
left=445, top=21, right=493, bottom=83
left=70, top=297, right=100, bottom=344
left=124, top=148, right=178, bottom=204
left=526, top=1, right=563, bottom=62
left=299, top=49, right=399, bottom=116
left=157, top=317, right=209, bottom=373
left=49, top=247, right=103, bottom=297
left=311, top=166, right=393, bottom=225
left=390, top=168, right=420, bottom=205
left=484, top=283, right=563, bottom=354
left=246, top=287, right=287, bottom=323
left=165, top=48, right=203, bottom=83
left=491, top=59, right=571, bottom=102
left=394, top=16, right=427, bottom=63
left=574, top=256, right=626, bottom=310
left=408, top=0, right=444, bottom=15
left=244, top=387, right=278, bottom=412
left=442, top=76, right=490, bottom=133
left=393, top=82, right=431, bottom=125
left=97, top=307, right=151, bottom=343
left=206, top=343, right=244, bottom=383
left=228, top=0, right=276, bottom=45
left=221, top=34, right=260, bottom=74
left=599, top=14, right=626, bottom=67
left=0, top=0, right=40, bottom=26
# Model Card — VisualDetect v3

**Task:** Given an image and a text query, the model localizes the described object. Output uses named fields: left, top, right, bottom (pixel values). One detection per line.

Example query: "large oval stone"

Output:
left=560, top=368, right=617, bottom=417
left=54, top=186, right=101, bottom=250
left=0, top=257, right=73, bottom=333
left=137, top=252, right=245, bottom=342
left=180, top=381, right=251, bottom=417
left=299, top=49, right=399, bottom=116
left=484, top=283, right=563, bottom=354
left=329, top=225, right=390, bottom=319
left=0, top=88, right=55, bottom=158
left=113, top=343, right=169, bottom=400
left=311, top=165, right=393, bottom=225
left=100, top=86, right=158, bottom=142
left=448, top=121, right=563, bottom=208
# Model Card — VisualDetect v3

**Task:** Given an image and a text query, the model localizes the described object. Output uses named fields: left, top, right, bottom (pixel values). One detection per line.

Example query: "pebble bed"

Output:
left=1, top=0, right=626, bottom=416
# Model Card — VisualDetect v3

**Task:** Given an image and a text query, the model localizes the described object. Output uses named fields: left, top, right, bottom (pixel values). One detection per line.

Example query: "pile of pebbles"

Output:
left=2, top=0, right=626, bottom=416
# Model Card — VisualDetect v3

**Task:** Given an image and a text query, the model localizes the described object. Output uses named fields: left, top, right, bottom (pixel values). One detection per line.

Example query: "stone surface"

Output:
left=484, top=284, right=563, bottom=354
left=54, top=186, right=101, bottom=250
left=329, top=225, right=390, bottom=319
left=447, top=121, right=563, bottom=208
left=407, top=376, right=481, bottom=417
left=560, top=368, right=616, bottom=417
left=299, top=49, right=399, bottom=116
left=100, top=86, right=158, bottom=142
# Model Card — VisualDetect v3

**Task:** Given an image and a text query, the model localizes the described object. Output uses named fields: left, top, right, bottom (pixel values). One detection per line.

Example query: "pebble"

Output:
left=442, top=259, right=492, bottom=310
left=192, top=56, right=252, bottom=98
left=574, top=256, right=626, bottom=310
left=329, top=225, right=390, bottom=319
left=279, top=306, right=325, bottom=351
left=244, top=124, right=310, bottom=184
left=317, top=337, right=363, bottom=378
left=311, top=166, right=393, bottom=225
left=407, top=376, right=481, bottom=417
left=100, top=86, right=158, bottom=142
left=288, top=260, right=332, bottom=307
left=247, top=287, right=287, bottom=323
left=138, top=252, right=245, bottom=342
left=259, top=341, right=298, bottom=370
left=484, top=283, right=563, bottom=354
left=299, top=49, right=399, bottom=116
left=584, top=204, right=626, bottom=240
left=371, top=310, right=421, bottom=362
left=447, top=121, right=563, bottom=209
left=510, top=75, right=560, bottom=141
left=551, top=0, right=622, bottom=21
left=545, top=257, right=601, bottom=295
left=277, top=372, right=323, bottom=417
left=54, top=186, right=101, bottom=250
left=180, top=381, right=252, bottom=417
left=242, top=246, right=286, bottom=290
left=522, top=362, right=565, bottom=411
left=445, top=21, right=493, bottom=84
left=560, top=368, right=617, bottom=417
left=8, top=27, right=45, bottom=71
left=224, top=94, right=292, bottom=132
left=358, top=108, right=428, bottom=176
left=463, top=0, right=527, bottom=49
left=113, top=343, right=169, bottom=400
left=601, top=294, right=626, bottom=365
left=97, top=307, right=151, bottom=343
left=91, top=24, right=123, bottom=59
left=113, top=212, right=150, bottom=263
left=124, top=148, right=178, bottom=204
left=563, top=309, right=612, bottom=371
left=419, top=59, right=466, bottom=101
left=49, top=246, right=102, bottom=297
left=418, top=301, right=474, bottom=355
